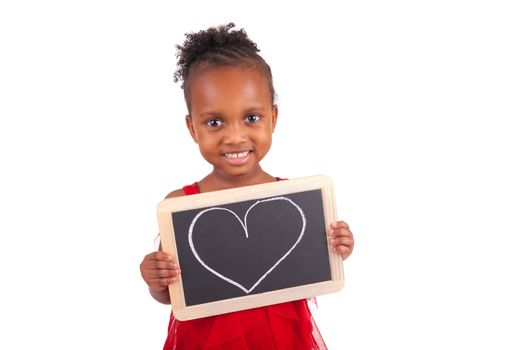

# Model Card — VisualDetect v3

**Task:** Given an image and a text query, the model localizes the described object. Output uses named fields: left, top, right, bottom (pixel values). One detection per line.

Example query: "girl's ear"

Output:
left=185, top=115, right=199, bottom=143
left=271, top=105, right=279, bottom=133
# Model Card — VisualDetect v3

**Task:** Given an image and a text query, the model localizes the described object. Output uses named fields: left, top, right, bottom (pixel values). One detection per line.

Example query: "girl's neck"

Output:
left=198, top=166, right=276, bottom=193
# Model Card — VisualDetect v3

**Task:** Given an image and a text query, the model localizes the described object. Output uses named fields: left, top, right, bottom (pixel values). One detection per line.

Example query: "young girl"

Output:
left=140, top=23, right=354, bottom=350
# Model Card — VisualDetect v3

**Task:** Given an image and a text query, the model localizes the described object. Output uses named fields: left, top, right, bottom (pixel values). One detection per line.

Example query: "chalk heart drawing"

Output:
left=188, top=197, right=306, bottom=294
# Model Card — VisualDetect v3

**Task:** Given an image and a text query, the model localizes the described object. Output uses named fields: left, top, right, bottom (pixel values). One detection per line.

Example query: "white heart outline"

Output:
left=188, top=196, right=306, bottom=294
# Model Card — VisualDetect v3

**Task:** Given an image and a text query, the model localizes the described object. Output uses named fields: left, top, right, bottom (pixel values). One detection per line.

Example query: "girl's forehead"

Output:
left=192, top=66, right=266, bottom=89
left=189, top=67, right=272, bottom=111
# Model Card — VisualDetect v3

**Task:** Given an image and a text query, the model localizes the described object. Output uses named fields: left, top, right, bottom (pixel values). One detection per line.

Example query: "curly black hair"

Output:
left=174, top=22, right=275, bottom=112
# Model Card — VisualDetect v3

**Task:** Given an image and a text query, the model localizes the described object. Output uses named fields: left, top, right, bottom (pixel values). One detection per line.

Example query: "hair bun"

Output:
left=174, top=22, right=259, bottom=84
left=174, top=22, right=275, bottom=109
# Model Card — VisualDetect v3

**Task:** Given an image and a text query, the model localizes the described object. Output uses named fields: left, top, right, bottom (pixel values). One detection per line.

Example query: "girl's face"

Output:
left=186, top=66, right=278, bottom=179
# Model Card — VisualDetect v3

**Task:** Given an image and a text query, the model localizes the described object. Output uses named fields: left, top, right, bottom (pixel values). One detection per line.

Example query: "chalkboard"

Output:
left=157, top=175, right=344, bottom=320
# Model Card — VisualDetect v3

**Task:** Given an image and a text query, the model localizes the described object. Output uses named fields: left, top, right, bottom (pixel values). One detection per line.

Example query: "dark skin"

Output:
left=140, top=66, right=354, bottom=304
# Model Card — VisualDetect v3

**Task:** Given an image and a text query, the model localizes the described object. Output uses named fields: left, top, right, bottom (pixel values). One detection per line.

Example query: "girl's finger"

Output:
left=151, top=251, right=175, bottom=262
left=331, top=221, right=349, bottom=230
left=149, top=277, right=178, bottom=291
left=153, top=268, right=181, bottom=279
left=150, top=273, right=180, bottom=285
left=151, top=260, right=179, bottom=270
left=336, top=245, right=352, bottom=257
left=330, top=236, right=354, bottom=247
left=328, top=228, right=353, bottom=238
left=161, top=277, right=179, bottom=286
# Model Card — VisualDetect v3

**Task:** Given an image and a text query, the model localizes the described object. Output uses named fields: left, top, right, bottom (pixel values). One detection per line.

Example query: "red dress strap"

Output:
left=182, top=182, right=199, bottom=195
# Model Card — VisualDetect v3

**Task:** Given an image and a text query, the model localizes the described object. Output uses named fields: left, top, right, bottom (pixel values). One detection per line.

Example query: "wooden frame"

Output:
left=157, top=174, right=344, bottom=320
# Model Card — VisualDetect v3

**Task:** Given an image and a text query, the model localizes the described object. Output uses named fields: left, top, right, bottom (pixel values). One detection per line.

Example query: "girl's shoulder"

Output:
left=165, top=182, right=200, bottom=199
left=165, top=188, right=185, bottom=199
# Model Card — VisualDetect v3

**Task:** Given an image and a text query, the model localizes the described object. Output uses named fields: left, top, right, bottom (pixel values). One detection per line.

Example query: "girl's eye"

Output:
left=205, top=119, right=223, bottom=127
left=245, top=114, right=261, bottom=123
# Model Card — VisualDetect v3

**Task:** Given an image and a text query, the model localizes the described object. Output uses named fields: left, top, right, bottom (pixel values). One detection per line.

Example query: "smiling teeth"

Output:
left=224, top=151, right=250, bottom=159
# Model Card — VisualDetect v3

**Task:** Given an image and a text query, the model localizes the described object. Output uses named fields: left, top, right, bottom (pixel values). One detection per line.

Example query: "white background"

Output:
left=1, top=1, right=524, bottom=349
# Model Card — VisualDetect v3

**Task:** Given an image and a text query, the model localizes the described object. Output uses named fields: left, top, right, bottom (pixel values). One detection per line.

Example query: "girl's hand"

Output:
left=140, top=251, right=181, bottom=292
left=328, top=221, right=354, bottom=260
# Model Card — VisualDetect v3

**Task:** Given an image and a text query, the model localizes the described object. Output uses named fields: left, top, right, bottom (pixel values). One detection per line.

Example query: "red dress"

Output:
left=162, top=182, right=327, bottom=350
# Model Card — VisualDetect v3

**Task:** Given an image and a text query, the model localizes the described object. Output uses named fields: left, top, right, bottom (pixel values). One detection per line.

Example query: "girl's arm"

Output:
left=140, top=189, right=185, bottom=304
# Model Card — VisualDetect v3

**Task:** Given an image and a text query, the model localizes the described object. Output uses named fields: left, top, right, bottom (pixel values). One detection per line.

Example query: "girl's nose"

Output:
left=224, top=122, right=248, bottom=145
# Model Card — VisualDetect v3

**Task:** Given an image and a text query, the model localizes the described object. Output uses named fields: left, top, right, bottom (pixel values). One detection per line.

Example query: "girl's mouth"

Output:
left=224, top=150, right=250, bottom=159
left=223, top=150, right=252, bottom=165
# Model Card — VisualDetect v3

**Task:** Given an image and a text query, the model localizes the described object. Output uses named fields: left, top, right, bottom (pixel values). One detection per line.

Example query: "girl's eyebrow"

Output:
left=198, top=106, right=267, bottom=118
left=198, top=111, right=221, bottom=117
left=194, top=110, right=224, bottom=119
left=244, top=106, right=266, bottom=113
